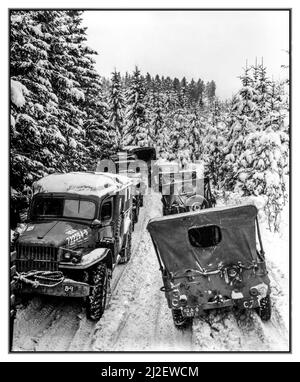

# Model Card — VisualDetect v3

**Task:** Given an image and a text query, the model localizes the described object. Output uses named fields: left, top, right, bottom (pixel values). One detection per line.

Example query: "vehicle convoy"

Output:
left=147, top=204, right=271, bottom=328
left=13, top=172, right=134, bottom=321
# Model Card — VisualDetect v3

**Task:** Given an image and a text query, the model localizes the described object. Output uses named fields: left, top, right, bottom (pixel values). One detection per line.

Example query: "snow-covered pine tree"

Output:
left=177, top=77, right=189, bottom=109
left=145, top=72, right=153, bottom=91
left=168, top=108, right=190, bottom=166
left=164, top=78, right=179, bottom=112
left=203, top=99, right=227, bottom=188
left=123, top=67, right=151, bottom=147
left=108, top=70, right=125, bottom=150
left=205, top=80, right=216, bottom=104
left=187, top=109, right=204, bottom=161
left=10, top=10, right=111, bottom=217
left=197, top=79, right=206, bottom=110
left=49, top=10, right=111, bottom=171
left=246, top=76, right=288, bottom=231
left=223, top=65, right=257, bottom=191
left=225, top=62, right=289, bottom=231
left=153, top=74, right=162, bottom=93
left=147, top=91, right=165, bottom=155
left=10, top=11, right=63, bottom=201
left=70, top=11, right=111, bottom=167
left=253, top=61, right=272, bottom=125
left=83, top=79, right=111, bottom=169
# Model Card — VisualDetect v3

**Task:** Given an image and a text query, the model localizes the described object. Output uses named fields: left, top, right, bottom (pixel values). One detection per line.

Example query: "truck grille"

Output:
left=16, top=244, right=59, bottom=272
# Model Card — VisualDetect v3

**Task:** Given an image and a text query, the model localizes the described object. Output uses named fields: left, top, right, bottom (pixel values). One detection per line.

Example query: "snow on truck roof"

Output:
left=33, top=172, right=132, bottom=198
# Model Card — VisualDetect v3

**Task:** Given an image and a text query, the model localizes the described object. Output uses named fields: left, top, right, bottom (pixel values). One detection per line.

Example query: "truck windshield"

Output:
left=31, top=197, right=96, bottom=220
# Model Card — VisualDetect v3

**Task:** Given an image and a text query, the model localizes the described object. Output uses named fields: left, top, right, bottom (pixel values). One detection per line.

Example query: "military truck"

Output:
left=109, top=152, right=145, bottom=225
left=157, top=165, right=216, bottom=215
left=147, top=204, right=271, bottom=328
left=109, top=146, right=156, bottom=224
left=13, top=172, right=134, bottom=320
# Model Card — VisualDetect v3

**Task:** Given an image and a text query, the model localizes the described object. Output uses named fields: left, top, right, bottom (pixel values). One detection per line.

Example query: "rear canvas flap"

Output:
left=147, top=204, right=258, bottom=274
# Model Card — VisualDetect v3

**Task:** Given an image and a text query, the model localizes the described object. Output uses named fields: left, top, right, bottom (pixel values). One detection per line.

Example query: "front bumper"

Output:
left=17, top=278, right=90, bottom=298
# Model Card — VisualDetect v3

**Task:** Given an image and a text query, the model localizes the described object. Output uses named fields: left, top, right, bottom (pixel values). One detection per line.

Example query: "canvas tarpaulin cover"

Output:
left=147, top=204, right=258, bottom=274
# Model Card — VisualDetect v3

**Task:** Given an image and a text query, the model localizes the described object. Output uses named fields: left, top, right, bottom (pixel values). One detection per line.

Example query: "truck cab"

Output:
left=14, top=172, right=134, bottom=321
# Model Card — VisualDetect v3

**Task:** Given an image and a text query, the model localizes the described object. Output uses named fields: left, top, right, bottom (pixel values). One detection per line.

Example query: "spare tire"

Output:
left=186, top=194, right=208, bottom=211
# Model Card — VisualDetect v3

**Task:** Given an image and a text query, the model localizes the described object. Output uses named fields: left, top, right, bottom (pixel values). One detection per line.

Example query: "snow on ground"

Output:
left=12, top=191, right=289, bottom=352
left=92, top=192, right=192, bottom=351
left=193, top=190, right=290, bottom=352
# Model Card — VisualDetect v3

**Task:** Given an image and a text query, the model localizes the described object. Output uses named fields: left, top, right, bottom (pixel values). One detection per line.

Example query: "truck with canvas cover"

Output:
left=147, top=204, right=271, bottom=328
left=157, top=165, right=216, bottom=215
left=13, top=172, right=134, bottom=320
left=109, top=147, right=156, bottom=223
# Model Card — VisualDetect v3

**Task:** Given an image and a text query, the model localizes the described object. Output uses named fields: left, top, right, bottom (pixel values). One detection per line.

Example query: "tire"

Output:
left=171, top=308, right=193, bottom=329
left=86, top=262, right=109, bottom=321
left=186, top=195, right=209, bottom=212
left=139, top=195, right=144, bottom=207
left=256, top=295, right=272, bottom=321
left=135, top=204, right=140, bottom=222
left=119, top=224, right=132, bottom=264
left=133, top=208, right=138, bottom=224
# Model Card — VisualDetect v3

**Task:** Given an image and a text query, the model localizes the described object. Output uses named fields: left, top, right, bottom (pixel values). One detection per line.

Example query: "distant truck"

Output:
left=109, top=146, right=156, bottom=224
left=13, top=172, right=134, bottom=321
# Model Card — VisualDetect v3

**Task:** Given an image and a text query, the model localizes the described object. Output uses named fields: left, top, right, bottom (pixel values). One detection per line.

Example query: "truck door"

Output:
left=98, top=197, right=114, bottom=246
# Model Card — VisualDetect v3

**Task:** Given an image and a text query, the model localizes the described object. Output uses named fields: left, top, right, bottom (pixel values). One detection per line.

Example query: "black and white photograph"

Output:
left=8, top=7, right=290, bottom=354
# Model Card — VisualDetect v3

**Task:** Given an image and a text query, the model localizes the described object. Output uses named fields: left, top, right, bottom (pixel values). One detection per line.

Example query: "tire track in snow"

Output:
left=192, top=264, right=289, bottom=352
left=191, top=197, right=289, bottom=351
left=92, top=193, right=193, bottom=351
left=12, top=296, right=67, bottom=351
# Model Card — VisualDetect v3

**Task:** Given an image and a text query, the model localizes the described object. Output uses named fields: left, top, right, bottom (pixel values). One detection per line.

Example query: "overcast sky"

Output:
left=82, top=10, right=289, bottom=99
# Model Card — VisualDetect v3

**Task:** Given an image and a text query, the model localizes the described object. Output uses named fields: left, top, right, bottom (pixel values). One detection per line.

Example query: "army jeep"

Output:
left=14, top=172, right=134, bottom=321
left=158, top=168, right=216, bottom=215
left=147, top=204, right=271, bottom=328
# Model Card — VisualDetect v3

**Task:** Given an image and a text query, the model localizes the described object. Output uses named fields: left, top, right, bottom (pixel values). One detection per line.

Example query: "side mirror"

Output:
left=90, top=219, right=101, bottom=229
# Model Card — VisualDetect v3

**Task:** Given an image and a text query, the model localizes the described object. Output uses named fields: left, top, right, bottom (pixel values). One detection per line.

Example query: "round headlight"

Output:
left=64, top=252, right=71, bottom=260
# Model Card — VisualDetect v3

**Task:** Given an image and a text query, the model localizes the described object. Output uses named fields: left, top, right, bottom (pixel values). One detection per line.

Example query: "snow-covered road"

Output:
left=12, top=193, right=289, bottom=352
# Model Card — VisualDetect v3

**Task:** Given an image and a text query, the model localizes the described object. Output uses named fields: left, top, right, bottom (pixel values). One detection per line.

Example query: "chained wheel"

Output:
left=86, top=262, right=109, bottom=321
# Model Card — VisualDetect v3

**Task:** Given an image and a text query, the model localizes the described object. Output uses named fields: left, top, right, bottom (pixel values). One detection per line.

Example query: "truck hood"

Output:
left=147, top=204, right=259, bottom=275
left=17, top=220, right=91, bottom=247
